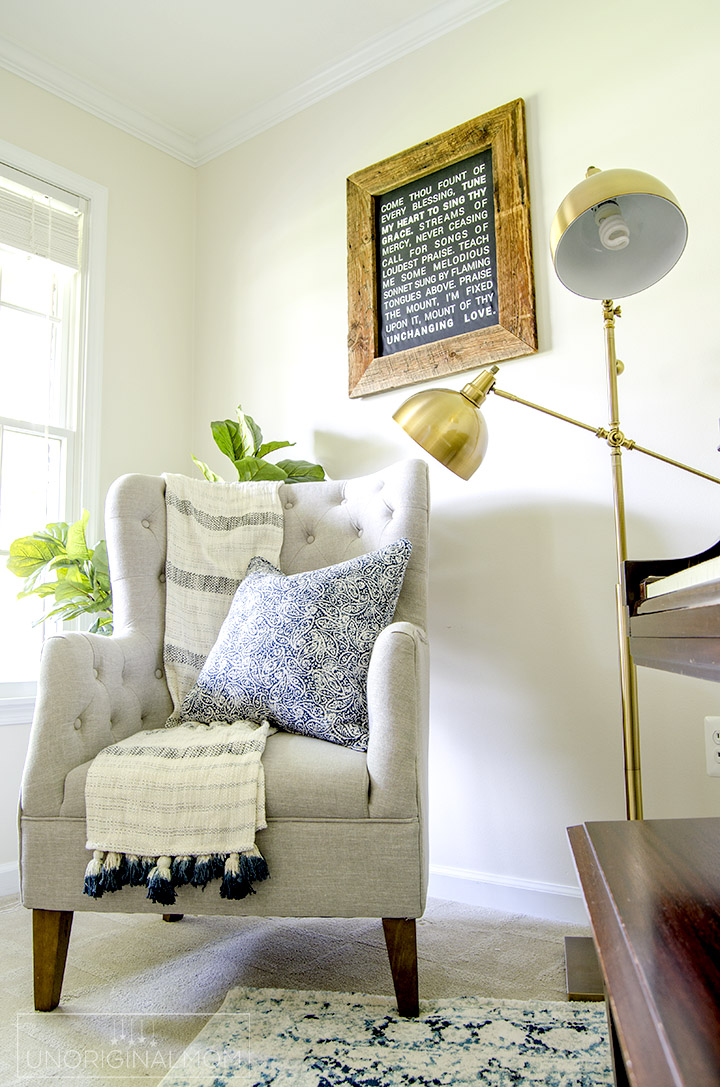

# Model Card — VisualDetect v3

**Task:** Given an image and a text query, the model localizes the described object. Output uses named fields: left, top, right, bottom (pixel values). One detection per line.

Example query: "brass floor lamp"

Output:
left=393, top=165, right=720, bottom=822
left=394, top=167, right=720, bottom=992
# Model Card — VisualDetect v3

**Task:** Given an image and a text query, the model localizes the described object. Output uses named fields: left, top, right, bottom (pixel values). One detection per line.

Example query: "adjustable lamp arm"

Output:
left=464, top=368, right=720, bottom=487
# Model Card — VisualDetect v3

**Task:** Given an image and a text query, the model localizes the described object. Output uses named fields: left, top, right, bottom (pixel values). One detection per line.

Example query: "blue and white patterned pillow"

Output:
left=178, top=538, right=412, bottom=751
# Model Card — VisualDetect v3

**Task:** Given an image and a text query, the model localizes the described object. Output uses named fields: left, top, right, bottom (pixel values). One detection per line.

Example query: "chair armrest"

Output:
left=21, top=630, right=172, bottom=818
left=366, top=621, right=429, bottom=819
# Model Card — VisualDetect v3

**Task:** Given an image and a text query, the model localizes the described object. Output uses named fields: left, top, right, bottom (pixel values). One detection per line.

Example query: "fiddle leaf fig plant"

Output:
left=6, top=510, right=113, bottom=634
left=193, top=404, right=325, bottom=484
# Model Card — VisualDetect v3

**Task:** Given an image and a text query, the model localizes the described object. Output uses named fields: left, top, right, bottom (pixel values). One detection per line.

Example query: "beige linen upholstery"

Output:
left=20, top=460, right=430, bottom=1013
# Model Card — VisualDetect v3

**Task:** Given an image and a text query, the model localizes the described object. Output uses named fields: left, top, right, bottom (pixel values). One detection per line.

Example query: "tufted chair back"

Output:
left=106, top=460, right=429, bottom=646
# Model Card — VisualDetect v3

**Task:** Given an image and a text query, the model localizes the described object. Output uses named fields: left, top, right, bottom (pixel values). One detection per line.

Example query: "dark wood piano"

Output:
left=570, top=544, right=720, bottom=1086
left=625, top=536, right=720, bottom=681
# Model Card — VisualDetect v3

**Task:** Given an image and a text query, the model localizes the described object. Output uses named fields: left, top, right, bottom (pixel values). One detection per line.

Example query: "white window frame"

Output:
left=0, top=141, right=107, bottom=726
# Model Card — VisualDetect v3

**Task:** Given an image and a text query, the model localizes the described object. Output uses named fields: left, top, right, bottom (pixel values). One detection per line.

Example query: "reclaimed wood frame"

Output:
left=347, top=98, right=537, bottom=398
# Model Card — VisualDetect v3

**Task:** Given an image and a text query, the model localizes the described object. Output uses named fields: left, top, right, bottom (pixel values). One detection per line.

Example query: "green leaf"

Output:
left=91, top=551, right=112, bottom=596
left=233, top=456, right=287, bottom=482
left=38, top=601, right=88, bottom=625
left=48, top=557, right=76, bottom=571
left=191, top=455, right=224, bottom=483
left=211, top=419, right=249, bottom=463
left=92, top=540, right=110, bottom=580
left=38, top=522, right=70, bottom=544
left=257, top=439, right=294, bottom=458
left=54, top=576, right=91, bottom=601
left=66, top=511, right=91, bottom=562
left=63, top=565, right=92, bottom=589
left=277, top=459, right=326, bottom=484
left=16, top=582, right=57, bottom=600
left=249, top=460, right=289, bottom=482
left=90, top=615, right=114, bottom=635
left=6, top=535, right=62, bottom=578
left=236, top=405, right=263, bottom=456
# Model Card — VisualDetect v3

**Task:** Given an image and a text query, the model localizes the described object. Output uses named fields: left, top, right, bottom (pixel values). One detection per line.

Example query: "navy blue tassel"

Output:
left=244, top=846, right=270, bottom=884
left=171, top=856, right=195, bottom=887
left=83, top=850, right=105, bottom=898
left=219, top=847, right=269, bottom=900
left=146, top=857, right=176, bottom=905
left=100, top=852, right=126, bottom=893
left=219, top=852, right=253, bottom=899
left=124, top=855, right=146, bottom=887
left=190, top=855, right=215, bottom=890
left=85, top=846, right=269, bottom=901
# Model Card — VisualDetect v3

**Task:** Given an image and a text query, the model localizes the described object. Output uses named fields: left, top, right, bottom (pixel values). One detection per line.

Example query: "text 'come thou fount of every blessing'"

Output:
left=375, top=147, right=498, bottom=356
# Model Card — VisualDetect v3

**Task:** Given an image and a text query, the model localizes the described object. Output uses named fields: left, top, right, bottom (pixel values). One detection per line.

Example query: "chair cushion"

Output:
left=177, top=538, right=412, bottom=750
left=60, top=731, right=369, bottom=820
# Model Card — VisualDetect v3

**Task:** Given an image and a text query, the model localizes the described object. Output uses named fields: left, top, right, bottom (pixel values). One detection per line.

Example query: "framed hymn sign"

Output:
left=347, top=99, right=537, bottom=398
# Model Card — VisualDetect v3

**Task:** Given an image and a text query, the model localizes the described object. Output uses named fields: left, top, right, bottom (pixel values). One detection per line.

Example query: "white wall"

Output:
left=0, top=69, right=196, bottom=882
left=194, top=0, right=720, bottom=915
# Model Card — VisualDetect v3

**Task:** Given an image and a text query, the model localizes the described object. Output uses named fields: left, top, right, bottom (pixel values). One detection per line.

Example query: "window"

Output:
left=0, top=144, right=106, bottom=723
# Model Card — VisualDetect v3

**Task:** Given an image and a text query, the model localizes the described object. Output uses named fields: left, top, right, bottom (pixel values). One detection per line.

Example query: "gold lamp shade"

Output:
left=550, top=167, right=687, bottom=299
left=392, top=370, right=498, bottom=480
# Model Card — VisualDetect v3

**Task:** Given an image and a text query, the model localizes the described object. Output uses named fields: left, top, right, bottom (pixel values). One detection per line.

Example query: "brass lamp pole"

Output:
left=603, top=299, right=642, bottom=820
left=393, top=166, right=715, bottom=825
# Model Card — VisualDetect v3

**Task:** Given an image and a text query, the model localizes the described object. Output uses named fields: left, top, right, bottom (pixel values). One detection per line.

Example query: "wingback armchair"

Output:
left=20, top=460, right=430, bottom=1014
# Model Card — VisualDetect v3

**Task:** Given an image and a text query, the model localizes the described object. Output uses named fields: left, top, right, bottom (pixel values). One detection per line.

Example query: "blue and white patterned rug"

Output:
left=158, top=986, right=613, bottom=1086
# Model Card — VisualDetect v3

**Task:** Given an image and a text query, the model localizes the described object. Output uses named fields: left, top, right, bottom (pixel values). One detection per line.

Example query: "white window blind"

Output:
left=0, top=165, right=83, bottom=271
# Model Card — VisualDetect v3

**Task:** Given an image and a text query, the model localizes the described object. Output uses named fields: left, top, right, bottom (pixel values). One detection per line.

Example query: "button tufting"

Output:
left=93, top=668, right=99, bottom=679
left=357, top=528, right=364, bottom=536
left=73, top=718, right=82, bottom=730
left=285, top=501, right=294, bottom=510
left=159, top=572, right=166, bottom=583
left=155, top=668, right=163, bottom=679
left=141, top=519, right=150, bottom=529
left=306, top=534, right=315, bottom=544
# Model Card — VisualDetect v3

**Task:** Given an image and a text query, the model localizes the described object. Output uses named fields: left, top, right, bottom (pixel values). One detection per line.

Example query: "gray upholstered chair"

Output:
left=20, top=460, right=430, bottom=1014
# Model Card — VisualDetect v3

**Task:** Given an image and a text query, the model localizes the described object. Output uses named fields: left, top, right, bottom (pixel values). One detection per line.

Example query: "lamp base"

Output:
left=564, top=935, right=604, bottom=1001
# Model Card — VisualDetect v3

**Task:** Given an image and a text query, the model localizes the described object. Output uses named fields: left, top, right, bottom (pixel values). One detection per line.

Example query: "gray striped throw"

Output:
left=83, top=474, right=284, bottom=905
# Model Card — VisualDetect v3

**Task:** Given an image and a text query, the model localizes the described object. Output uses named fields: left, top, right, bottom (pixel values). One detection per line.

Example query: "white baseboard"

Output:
left=428, top=864, right=589, bottom=926
left=0, top=861, right=19, bottom=898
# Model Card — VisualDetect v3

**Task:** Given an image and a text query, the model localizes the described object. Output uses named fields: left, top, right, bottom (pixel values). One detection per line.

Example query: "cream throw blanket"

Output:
left=84, top=474, right=284, bottom=904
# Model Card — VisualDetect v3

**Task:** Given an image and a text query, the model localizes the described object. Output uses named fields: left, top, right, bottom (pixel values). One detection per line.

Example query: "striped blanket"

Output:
left=162, top=473, right=284, bottom=716
left=83, top=474, right=284, bottom=905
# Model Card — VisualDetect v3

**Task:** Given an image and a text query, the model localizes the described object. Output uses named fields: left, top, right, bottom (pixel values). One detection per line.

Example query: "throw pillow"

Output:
left=177, top=537, right=412, bottom=750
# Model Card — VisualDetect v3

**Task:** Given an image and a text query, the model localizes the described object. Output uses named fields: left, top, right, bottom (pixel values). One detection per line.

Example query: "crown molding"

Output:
left=0, top=0, right=508, bottom=167
left=0, top=37, right=198, bottom=165
left=195, top=0, right=509, bottom=164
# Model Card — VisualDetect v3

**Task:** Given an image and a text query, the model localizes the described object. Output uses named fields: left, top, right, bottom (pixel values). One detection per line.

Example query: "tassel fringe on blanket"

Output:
left=83, top=718, right=272, bottom=903
left=83, top=846, right=270, bottom=905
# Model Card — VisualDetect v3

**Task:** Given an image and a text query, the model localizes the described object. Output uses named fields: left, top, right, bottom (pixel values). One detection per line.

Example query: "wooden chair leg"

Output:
left=382, top=917, right=419, bottom=1017
left=162, top=914, right=184, bottom=922
left=33, top=909, right=73, bottom=1011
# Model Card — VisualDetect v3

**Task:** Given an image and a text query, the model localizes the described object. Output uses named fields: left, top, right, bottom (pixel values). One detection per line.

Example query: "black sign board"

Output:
left=375, top=148, right=497, bottom=357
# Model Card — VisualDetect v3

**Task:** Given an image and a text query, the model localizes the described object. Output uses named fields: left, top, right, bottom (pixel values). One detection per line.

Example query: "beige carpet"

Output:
left=1, top=893, right=590, bottom=1086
